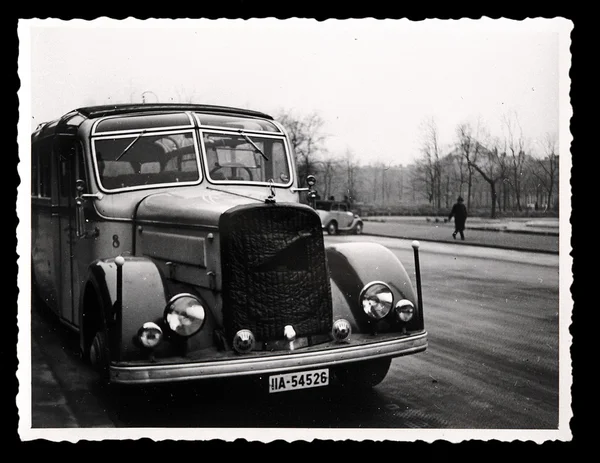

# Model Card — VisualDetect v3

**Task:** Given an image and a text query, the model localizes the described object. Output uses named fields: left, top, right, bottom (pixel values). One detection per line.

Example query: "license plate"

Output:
left=269, top=368, right=329, bottom=393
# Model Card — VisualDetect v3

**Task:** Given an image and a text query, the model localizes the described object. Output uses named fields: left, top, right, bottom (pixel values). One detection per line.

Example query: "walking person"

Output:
left=448, top=196, right=468, bottom=240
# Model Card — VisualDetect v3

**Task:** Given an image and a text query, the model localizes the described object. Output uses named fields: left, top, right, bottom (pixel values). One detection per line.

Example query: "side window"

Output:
left=31, top=144, right=38, bottom=196
left=59, top=149, right=70, bottom=199
left=55, top=137, right=83, bottom=202
left=38, top=139, right=53, bottom=199
left=331, top=203, right=339, bottom=212
left=339, top=203, right=348, bottom=212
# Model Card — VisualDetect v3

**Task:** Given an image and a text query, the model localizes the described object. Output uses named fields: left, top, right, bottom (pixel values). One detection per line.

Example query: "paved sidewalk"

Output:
left=361, top=216, right=561, bottom=254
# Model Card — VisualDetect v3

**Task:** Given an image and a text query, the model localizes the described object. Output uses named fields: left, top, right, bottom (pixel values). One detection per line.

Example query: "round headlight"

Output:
left=395, top=299, right=415, bottom=322
left=164, top=293, right=206, bottom=337
left=360, top=281, right=394, bottom=320
left=332, top=318, right=352, bottom=342
left=137, top=322, right=163, bottom=348
left=233, top=329, right=255, bottom=354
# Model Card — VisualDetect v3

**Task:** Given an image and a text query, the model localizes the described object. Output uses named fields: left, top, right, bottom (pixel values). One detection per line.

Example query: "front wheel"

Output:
left=335, top=358, right=392, bottom=389
left=354, top=222, right=363, bottom=235
left=89, top=329, right=110, bottom=381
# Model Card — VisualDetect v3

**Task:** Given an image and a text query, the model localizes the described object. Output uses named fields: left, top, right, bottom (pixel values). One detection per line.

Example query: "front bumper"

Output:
left=110, top=331, right=427, bottom=384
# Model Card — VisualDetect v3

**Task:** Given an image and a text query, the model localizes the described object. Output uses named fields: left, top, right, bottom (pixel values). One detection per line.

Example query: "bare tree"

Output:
left=276, top=110, right=327, bottom=186
left=502, top=112, right=527, bottom=211
left=533, top=132, right=560, bottom=211
left=174, top=87, right=197, bottom=104
left=381, top=162, right=393, bottom=205
left=318, top=156, right=340, bottom=200
left=466, top=133, right=509, bottom=218
left=344, top=149, right=360, bottom=203
left=455, top=122, right=479, bottom=209
left=413, top=157, right=434, bottom=204
left=418, top=117, right=443, bottom=209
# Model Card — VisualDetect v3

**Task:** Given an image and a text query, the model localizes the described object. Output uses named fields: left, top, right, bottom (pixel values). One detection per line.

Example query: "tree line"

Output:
left=276, top=110, right=559, bottom=218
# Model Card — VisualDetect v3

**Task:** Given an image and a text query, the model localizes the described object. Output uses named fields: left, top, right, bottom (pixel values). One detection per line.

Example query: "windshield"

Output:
left=93, top=131, right=200, bottom=191
left=203, top=132, right=291, bottom=185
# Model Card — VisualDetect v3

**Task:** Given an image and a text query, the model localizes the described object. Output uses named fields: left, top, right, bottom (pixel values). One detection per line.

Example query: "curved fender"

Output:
left=80, top=256, right=168, bottom=361
left=326, top=242, right=418, bottom=333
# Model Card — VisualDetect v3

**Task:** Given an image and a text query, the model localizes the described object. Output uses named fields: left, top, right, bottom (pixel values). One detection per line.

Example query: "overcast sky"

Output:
left=20, top=18, right=571, bottom=166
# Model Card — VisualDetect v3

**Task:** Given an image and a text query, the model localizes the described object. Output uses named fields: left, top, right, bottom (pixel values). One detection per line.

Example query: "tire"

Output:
left=335, top=358, right=392, bottom=389
left=89, top=329, right=110, bottom=382
left=327, top=221, right=338, bottom=235
left=354, top=222, right=363, bottom=235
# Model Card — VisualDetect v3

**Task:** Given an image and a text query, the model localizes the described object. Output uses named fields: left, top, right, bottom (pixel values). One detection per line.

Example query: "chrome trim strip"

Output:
left=93, top=125, right=196, bottom=137
left=134, top=219, right=219, bottom=231
left=191, top=112, right=282, bottom=134
left=76, top=211, right=221, bottom=230
left=109, top=332, right=427, bottom=384
left=91, top=114, right=194, bottom=136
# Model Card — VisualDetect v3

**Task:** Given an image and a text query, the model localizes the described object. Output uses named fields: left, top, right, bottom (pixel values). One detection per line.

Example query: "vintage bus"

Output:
left=31, top=103, right=427, bottom=391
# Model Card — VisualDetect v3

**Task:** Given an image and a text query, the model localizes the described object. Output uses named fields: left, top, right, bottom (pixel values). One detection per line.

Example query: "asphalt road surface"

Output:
left=27, top=235, right=563, bottom=439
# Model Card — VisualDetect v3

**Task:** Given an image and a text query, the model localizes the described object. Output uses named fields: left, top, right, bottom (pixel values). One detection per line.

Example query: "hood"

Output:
left=134, top=187, right=272, bottom=227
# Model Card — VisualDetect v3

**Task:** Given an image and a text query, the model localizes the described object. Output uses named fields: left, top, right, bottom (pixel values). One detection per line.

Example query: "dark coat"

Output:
left=448, top=202, right=468, bottom=231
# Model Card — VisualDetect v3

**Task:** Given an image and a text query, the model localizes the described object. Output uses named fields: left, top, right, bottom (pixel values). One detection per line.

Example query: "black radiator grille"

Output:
left=219, top=203, right=333, bottom=342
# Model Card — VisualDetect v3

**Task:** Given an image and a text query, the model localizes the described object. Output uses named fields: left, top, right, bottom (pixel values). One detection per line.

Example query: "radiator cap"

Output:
left=284, top=325, right=296, bottom=341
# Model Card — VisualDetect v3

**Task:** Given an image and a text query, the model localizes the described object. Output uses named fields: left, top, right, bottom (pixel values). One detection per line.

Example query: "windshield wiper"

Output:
left=115, top=130, right=147, bottom=162
left=238, top=130, right=269, bottom=161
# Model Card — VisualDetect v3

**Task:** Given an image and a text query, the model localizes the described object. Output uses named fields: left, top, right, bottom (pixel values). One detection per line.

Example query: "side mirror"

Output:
left=75, top=180, right=86, bottom=238
left=305, top=175, right=317, bottom=208
left=74, top=179, right=100, bottom=239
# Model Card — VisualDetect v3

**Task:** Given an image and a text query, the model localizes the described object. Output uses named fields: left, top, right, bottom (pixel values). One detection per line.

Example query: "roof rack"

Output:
left=75, top=103, right=273, bottom=120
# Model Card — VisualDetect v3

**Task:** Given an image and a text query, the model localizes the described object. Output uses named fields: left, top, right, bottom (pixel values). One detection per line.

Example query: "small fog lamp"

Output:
left=137, top=322, right=163, bottom=348
left=233, top=329, right=255, bottom=354
left=332, top=319, right=352, bottom=342
left=164, top=293, right=206, bottom=337
left=395, top=299, right=415, bottom=322
left=360, top=281, right=394, bottom=320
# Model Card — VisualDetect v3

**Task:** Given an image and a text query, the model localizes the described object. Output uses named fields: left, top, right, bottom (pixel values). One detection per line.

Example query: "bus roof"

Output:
left=32, top=103, right=275, bottom=139
left=75, top=103, right=273, bottom=120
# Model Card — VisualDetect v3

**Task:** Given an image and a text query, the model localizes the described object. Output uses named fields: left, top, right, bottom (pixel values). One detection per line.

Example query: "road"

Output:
left=27, top=234, right=563, bottom=439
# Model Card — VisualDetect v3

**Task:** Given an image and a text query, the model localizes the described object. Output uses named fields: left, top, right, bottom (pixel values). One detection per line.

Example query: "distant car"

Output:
left=315, top=200, right=363, bottom=235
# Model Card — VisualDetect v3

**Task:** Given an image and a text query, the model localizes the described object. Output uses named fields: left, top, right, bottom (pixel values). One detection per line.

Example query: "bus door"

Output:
left=54, top=137, right=84, bottom=327
left=31, top=137, right=59, bottom=314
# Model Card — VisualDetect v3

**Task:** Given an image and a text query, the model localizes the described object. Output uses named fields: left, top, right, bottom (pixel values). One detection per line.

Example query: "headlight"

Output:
left=233, top=329, right=256, bottom=354
left=360, top=281, right=394, bottom=320
left=332, top=318, right=352, bottom=342
left=395, top=299, right=415, bottom=322
left=164, top=293, right=206, bottom=337
left=137, top=322, right=163, bottom=348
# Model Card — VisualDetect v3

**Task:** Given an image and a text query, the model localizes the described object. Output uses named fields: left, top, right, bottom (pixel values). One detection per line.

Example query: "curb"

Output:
left=359, top=232, right=559, bottom=255
left=363, top=219, right=558, bottom=237
left=467, top=226, right=559, bottom=237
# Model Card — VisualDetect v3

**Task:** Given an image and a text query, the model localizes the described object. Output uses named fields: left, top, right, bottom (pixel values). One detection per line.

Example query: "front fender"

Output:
left=349, top=217, right=363, bottom=230
left=80, top=256, right=168, bottom=361
left=326, top=242, right=422, bottom=333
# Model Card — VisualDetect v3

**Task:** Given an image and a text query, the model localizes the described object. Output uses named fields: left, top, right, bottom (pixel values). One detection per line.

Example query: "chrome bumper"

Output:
left=110, top=331, right=427, bottom=384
